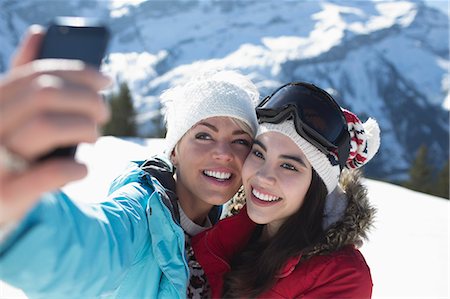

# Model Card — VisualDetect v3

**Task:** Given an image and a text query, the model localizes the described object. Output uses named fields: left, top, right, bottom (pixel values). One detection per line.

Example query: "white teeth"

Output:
left=204, top=170, right=232, bottom=180
left=252, top=188, right=280, bottom=202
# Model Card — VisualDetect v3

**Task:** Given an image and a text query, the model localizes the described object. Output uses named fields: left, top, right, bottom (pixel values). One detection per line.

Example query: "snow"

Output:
left=104, top=52, right=160, bottom=85
left=375, top=1, right=417, bottom=27
left=1, top=137, right=448, bottom=299
left=444, top=92, right=450, bottom=110
left=361, top=180, right=449, bottom=298
left=108, top=0, right=147, bottom=18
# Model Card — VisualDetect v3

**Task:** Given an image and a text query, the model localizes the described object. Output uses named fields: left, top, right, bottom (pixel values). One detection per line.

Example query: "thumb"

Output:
left=11, top=25, right=45, bottom=68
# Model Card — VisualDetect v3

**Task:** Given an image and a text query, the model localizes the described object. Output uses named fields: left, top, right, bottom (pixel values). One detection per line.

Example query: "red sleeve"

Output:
left=301, top=247, right=373, bottom=299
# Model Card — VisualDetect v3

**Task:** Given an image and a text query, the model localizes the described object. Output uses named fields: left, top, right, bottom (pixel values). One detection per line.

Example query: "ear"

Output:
left=170, top=149, right=178, bottom=166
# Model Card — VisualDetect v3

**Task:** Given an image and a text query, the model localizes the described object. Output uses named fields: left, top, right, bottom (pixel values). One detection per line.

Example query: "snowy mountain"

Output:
left=0, top=0, right=448, bottom=181
left=0, top=137, right=448, bottom=299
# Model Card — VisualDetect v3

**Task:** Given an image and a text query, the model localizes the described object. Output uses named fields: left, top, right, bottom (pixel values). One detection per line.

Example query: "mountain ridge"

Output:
left=0, top=0, right=448, bottom=181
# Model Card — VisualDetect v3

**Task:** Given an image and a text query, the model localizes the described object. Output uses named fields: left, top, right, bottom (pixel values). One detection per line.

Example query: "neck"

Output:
left=178, top=198, right=212, bottom=226
left=262, top=221, right=282, bottom=240
left=174, top=174, right=212, bottom=226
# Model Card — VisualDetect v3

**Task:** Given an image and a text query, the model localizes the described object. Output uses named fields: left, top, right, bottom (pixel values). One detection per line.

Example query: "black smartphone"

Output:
left=37, top=17, right=110, bottom=161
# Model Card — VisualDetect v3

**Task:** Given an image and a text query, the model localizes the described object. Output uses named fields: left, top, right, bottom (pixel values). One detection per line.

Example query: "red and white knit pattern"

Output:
left=343, top=109, right=381, bottom=170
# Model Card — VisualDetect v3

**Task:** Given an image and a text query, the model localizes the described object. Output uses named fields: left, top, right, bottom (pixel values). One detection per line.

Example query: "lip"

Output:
left=248, top=187, right=282, bottom=207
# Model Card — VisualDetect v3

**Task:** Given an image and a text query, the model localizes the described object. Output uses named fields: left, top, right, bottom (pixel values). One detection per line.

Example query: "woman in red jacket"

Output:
left=192, top=82, right=381, bottom=298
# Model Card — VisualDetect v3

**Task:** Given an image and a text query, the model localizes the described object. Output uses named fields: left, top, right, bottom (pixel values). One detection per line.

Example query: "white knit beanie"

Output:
left=161, top=70, right=259, bottom=157
left=257, top=109, right=380, bottom=194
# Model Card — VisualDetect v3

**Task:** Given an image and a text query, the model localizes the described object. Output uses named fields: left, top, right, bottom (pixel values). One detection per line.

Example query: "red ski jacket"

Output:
left=192, top=172, right=374, bottom=298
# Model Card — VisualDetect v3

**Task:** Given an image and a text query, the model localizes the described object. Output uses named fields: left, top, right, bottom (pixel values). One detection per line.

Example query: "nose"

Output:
left=212, top=142, right=234, bottom=162
left=255, top=165, right=276, bottom=186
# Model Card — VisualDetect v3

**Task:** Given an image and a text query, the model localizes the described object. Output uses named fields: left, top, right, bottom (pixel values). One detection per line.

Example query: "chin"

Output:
left=247, top=208, right=270, bottom=225
left=204, top=196, right=232, bottom=206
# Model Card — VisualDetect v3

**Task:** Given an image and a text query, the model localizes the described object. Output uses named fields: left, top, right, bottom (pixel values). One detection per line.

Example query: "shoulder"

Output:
left=307, top=246, right=372, bottom=283
left=277, top=246, right=372, bottom=298
left=108, top=160, right=160, bottom=196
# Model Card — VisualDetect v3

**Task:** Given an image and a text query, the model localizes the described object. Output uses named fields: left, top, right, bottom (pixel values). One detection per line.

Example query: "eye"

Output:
left=195, top=132, right=212, bottom=140
left=233, top=139, right=251, bottom=147
left=281, top=163, right=298, bottom=172
left=252, top=149, right=264, bottom=159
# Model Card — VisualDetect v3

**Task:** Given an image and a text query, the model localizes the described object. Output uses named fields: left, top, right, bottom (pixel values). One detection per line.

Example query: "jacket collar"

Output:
left=140, top=155, right=223, bottom=226
left=301, top=169, right=376, bottom=260
left=141, top=156, right=181, bottom=225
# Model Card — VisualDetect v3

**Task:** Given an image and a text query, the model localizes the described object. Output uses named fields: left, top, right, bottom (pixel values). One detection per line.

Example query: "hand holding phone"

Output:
left=0, top=24, right=111, bottom=225
left=37, top=17, right=110, bottom=161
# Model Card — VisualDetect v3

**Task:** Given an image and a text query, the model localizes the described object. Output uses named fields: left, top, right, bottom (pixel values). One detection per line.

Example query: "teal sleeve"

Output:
left=0, top=182, right=153, bottom=299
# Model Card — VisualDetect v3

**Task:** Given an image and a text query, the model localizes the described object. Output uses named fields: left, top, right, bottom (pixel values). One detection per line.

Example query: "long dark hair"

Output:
left=222, top=169, right=328, bottom=298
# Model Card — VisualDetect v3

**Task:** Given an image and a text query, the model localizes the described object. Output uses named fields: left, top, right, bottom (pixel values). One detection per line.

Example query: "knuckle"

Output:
left=34, top=86, right=57, bottom=107
left=31, top=77, right=61, bottom=109
left=32, top=115, right=53, bottom=134
left=77, top=121, right=98, bottom=142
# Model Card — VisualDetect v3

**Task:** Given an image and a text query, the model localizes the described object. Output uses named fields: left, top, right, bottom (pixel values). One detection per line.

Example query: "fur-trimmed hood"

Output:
left=302, top=169, right=376, bottom=260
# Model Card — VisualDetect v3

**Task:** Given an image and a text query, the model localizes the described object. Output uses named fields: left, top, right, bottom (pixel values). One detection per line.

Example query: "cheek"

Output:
left=179, top=142, right=212, bottom=164
left=284, top=176, right=311, bottom=208
left=234, top=147, right=252, bottom=168
left=242, top=156, right=258, bottom=185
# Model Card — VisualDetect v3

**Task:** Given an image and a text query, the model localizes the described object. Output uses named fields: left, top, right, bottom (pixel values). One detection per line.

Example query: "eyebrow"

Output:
left=280, top=154, right=308, bottom=168
left=253, top=139, right=267, bottom=151
left=197, top=122, right=250, bottom=135
left=254, top=139, right=307, bottom=168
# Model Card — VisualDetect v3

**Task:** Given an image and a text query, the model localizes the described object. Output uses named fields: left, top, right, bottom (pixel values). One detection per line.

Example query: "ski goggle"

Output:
left=256, top=82, right=351, bottom=170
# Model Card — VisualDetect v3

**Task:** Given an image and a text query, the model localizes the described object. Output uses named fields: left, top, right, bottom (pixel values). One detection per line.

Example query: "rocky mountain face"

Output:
left=0, top=0, right=448, bottom=181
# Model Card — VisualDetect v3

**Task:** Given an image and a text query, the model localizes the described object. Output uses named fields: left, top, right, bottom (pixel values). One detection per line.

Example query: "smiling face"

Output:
left=243, top=131, right=313, bottom=235
left=171, top=116, right=253, bottom=209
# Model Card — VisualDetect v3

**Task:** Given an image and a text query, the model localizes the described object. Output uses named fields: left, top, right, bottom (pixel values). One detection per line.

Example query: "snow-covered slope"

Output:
left=362, top=180, right=449, bottom=298
left=0, top=137, right=448, bottom=298
left=0, top=0, right=448, bottom=181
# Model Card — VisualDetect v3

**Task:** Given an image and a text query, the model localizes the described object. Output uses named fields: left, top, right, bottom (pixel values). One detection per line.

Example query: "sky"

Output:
left=0, top=137, right=448, bottom=299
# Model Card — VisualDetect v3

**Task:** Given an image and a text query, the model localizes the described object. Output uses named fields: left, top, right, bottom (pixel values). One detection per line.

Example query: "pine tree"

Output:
left=150, top=108, right=167, bottom=138
left=434, top=159, right=449, bottom=199
left=103, top=82, right=137, bottom=136
left=405, top=145, right=434, bottom=194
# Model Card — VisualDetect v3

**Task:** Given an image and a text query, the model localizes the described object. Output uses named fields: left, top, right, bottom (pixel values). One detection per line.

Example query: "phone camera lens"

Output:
left=59, top=26, right=69, bottom=34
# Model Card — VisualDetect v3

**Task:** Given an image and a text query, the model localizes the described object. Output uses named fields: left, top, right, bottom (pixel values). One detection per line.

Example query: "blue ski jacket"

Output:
left=0, top=157, right=203, bottom=299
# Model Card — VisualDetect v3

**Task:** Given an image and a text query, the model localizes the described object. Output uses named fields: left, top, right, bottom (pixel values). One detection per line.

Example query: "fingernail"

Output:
left=29, top=24, right=45, bottom=34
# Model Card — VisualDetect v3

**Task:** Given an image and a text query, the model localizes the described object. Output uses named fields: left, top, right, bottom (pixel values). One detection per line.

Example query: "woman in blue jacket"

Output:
left=0, top=27, right=259, bottom=299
